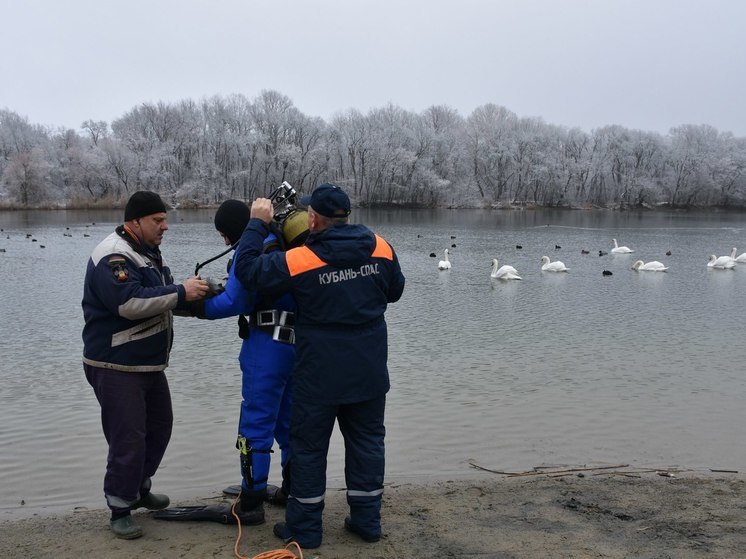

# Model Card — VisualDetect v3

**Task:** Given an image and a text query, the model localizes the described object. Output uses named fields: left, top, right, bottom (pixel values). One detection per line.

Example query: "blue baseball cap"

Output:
left=300, top=183, right=351, bottom=218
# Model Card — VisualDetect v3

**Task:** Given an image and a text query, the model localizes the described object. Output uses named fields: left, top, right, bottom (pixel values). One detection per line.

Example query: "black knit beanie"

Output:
left=124, top=191, right=167, bottom=221
left=214, top=199, right=250, bottom=245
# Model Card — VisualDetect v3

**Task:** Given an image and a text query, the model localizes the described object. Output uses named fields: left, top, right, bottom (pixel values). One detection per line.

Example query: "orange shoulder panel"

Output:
left=372, top=235, right=393, bottom=260
left=285, top=246, right=327, bottom=277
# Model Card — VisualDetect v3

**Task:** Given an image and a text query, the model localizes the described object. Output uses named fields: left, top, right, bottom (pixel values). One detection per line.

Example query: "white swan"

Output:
left=611, top=238, right=634, bottom=253
left=707, top=254, right=736, bottom=269
left=730, top=247, right=746, bottom=263
left=490, top=258, right=521, bottom=280
left=540, top=255, right=569, bottom=272
left=631, top=260, right=668, bottom=272
left=437, top=249, right=451, bottom=270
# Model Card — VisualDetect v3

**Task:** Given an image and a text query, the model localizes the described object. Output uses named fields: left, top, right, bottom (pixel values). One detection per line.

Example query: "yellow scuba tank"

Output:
left=281, top=209, right=309, bottom=247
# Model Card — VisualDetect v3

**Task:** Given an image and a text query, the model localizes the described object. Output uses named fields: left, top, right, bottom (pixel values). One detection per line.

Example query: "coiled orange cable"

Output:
left=231, top=494, right=303, bottom=559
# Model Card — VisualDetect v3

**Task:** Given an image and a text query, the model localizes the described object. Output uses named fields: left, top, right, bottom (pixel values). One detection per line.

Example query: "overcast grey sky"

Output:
left=2, top=0, right=745, bottom=136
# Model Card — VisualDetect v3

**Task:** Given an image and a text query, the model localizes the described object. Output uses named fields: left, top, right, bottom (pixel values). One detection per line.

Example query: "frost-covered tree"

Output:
left=329, top=109, right=370, bottom=197
left=423, top=105, right=466, bottom=204
left=1, top=93, right=745, bottom=210
left=2, top=148, right=52, bottom=206
left=465, top=104, right=517, bottom=204
left=81, top=120, right=109, bottom=146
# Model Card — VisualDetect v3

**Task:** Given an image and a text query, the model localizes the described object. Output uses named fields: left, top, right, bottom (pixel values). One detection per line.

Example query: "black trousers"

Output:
left=84, top=364, right=173, bottom=514
left=285, top=395, right=386, bottom=547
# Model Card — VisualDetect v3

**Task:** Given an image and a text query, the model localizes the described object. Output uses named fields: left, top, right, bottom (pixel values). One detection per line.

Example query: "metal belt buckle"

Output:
left=273, top=325, right=295, bottom=344
left=278, top=311, right=295, bottom=327
left=257, top=309, right=278, bottom=326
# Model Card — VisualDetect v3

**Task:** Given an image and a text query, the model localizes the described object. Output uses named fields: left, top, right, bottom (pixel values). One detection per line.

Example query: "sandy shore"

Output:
left=2, top=467, right=744, bottom=559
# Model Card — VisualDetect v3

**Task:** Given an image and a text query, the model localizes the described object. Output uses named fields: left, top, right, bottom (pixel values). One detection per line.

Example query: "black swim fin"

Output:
left=222, top=484, right=242, bottom=497
left=152, top=504, right=239, bottom=524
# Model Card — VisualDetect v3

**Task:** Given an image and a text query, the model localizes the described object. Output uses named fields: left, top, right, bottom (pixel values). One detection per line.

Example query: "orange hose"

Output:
left=231, top=493, right=303, bottom=559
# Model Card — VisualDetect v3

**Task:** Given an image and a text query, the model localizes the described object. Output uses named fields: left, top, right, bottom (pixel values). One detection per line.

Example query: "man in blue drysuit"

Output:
left=195, top=199, right=296, bottom=523
left=234, top=184, right=405, bottom=548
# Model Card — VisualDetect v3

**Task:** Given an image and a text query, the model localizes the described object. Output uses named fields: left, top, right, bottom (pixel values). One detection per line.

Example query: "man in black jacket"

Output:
left=82, top=191, right=208, bottom=539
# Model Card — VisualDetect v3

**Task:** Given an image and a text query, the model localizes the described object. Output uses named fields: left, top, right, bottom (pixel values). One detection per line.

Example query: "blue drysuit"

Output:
left=202, top=232, right=295, bottom=505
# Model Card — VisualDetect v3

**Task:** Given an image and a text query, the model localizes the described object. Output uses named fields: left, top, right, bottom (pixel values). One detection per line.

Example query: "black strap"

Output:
left=238, top=314, right=250, bottom=339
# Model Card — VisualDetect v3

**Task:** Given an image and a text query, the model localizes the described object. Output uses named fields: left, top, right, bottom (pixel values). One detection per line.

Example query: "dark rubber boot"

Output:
left=130, top=492, right=170, bottom=510
left=237, top=489, right=266, bottom=525
left=111, top=515, right=143, bottom=539
left=265, top=484, right=288, bottom=506
left=344, top=516, right=381, bottom=542
left=236, top=503, right=265, bottom=525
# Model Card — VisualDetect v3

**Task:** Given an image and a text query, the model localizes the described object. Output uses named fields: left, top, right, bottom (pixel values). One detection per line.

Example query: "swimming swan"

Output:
left=730, top=247, right=746, bottom=263
left=490, top=258, right=521, bottom=280
left=707, top=254, right=736, bottom=269
left=540, top=255, right=569, bottom=272
left=631, top=260, right=668, bottom=272
left=611, top=238, right=634, bottom=253
left=438, top=249, right=452, bottom=270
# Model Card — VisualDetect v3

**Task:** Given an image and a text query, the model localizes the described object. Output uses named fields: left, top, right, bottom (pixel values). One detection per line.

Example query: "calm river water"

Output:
left=1, top=207, right=745, bottom=519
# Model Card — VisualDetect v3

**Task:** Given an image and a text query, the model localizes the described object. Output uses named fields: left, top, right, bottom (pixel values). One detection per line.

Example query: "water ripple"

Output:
left=1, top=209, right=745, bottom=518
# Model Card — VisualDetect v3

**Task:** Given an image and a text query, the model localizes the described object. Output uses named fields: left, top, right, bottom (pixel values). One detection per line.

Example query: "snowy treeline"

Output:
left=1, top=89, right=745, bottom=209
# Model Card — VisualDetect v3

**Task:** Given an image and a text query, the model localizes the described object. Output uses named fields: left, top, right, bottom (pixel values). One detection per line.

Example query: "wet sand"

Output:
left=1, top=467, right=744, bottom=559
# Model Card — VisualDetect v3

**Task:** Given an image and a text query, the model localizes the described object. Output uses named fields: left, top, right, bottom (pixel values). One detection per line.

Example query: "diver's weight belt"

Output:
left=248, top=309, right=295, bottom=344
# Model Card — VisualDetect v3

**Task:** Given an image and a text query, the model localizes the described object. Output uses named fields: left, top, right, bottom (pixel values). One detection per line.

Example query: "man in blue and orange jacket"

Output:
left=234, top=183, right=405, bottom=549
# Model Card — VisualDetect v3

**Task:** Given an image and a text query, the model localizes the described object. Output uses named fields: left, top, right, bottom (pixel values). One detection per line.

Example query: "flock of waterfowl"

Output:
left=4, top=226, right=746, bottom=278
left=432, top=237, right=746, bottom=280
left=0, top=225, right=96, bottom=253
